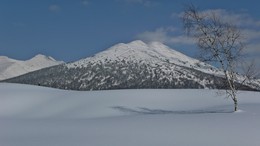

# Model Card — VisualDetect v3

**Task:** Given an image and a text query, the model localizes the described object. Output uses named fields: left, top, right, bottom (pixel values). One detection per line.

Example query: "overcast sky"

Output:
left=0, top=0, right=259, bottom=66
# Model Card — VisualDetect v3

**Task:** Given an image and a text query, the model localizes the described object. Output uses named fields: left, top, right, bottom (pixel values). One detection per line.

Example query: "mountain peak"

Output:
left=30, top=54, right=56, bottom=62
left=33, top=54, right=47, bottom=59
left=67, top=40, right=218, bottom=76
left=0, top=56, right=9, bottom=60
left=128, top=40, right=147, bottom=46
left=105, top=40, right=169, bottom=54
left=106, top=40, right=148, bottom=51
left=5, top=41, right=257, bottom=91
left=124, top=40, right=168, bottom=51
left=0, top=54, right=63, bottom=80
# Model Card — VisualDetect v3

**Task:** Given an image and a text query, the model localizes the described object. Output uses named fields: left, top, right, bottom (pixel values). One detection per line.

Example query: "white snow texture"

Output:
left=0, top=54, right=63, bottom=80
left=67, top=40, right=222, bottom=75
left=0, top=83, right=260, bottom=146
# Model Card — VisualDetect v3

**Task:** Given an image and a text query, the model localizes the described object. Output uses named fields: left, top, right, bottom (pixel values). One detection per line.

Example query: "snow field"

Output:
left=0, top=83, right=260, bottom=146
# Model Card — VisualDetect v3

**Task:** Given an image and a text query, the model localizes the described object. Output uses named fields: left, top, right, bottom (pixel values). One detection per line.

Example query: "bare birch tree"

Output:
left=182, top=4, right=247, bottom=111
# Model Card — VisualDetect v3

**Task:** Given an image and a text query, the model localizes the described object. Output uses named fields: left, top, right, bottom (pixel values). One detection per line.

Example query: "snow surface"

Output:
left=1, top=83, right=260, bottom=146
left=0, top=54, right=63, bottom=80
left=67, top=40, right=223, bottom=76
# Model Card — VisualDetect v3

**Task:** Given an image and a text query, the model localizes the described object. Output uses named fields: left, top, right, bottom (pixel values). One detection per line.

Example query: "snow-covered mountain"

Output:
left=67, top=40, right=222, bottom=75
left=0, top=54, right=63, bottom=80
left=4, top=40, right=256, bottom=90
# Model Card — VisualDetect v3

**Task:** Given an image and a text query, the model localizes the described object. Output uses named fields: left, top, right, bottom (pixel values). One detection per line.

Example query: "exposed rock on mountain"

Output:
left=4, top=41, right=257, bottom=91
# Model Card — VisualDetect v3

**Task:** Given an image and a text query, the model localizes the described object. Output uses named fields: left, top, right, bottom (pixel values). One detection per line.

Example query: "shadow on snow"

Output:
left=112, top=106, right=233, bottom=115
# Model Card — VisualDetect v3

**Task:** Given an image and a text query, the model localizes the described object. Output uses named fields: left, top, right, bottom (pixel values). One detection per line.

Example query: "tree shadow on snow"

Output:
left=112, top=106, right=233, bottom=115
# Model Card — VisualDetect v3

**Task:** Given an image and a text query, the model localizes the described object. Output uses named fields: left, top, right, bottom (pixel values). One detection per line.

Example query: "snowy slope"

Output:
left=4, top=40, right=257, bottom=90
left=0, top=54, right=63, bottom=80
left=67, top=40, right=221, bottom=75
left=0, top=83, right=260, bottom=146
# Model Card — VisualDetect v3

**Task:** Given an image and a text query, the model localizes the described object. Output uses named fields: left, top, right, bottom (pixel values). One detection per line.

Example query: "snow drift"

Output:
left=0, top=83, right=260, bottom=146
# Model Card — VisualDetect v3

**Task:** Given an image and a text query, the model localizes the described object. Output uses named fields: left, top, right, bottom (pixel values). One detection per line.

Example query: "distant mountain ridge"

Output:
left=0, top=54, right=63, bottom=80
left=3, top=41, right=259, bottom=91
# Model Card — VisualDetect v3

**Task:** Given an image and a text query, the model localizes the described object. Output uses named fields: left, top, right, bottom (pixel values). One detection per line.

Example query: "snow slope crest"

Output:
left=0, top=54, right=63, bottom=80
